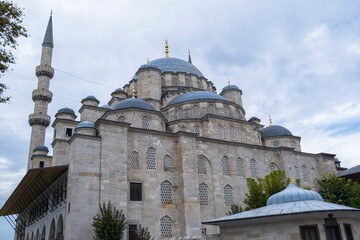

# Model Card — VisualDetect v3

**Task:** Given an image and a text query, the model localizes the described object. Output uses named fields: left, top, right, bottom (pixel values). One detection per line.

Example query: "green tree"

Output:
left=317, top=175, right=360, bottom=208
left=0, top=0, right=28, bottom=103
left=135, top=225, right=153, bottom=240
left=226, top=203, right=244, bottom=215
left=92, top=201, right=127, bottom=240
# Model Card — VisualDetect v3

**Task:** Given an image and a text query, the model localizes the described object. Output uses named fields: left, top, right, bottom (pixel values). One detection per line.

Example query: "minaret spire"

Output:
left=269, top=115, right=273, bottom=126
left=188, top=49, right=192, bottom=64
left=27, top=13, right=55, bottom=170
left=165, top=40, right=169, bottom=58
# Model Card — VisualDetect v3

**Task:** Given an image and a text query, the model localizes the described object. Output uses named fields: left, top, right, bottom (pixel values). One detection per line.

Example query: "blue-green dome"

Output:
left=112, top=88, right=126, bottom=94
left=261, top=125, right=293, bottom=138
left=76, top=121, right=95, bottom=129
left=33, top=145, right=49, bottom=152
left=167, top=91, right=230, bottom=106
left=267, top=184, right=323, bottom=206
left=222, top=85, right=240, bottom=92
left=113, top=98, right=155, bottom=111
left=56, top=107, right=75, bottom=115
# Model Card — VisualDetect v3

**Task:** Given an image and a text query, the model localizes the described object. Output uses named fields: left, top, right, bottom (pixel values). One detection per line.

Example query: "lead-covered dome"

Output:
left=167, top=91, right=230, bottom=106
left=222, top=85, right=240, bottom=92
left=261, top=125, right=293, bottom=138
left=267, top=183, right=324, bottom=206
left=147, top=57, right=204, bottom=77
left=113, top=98, right=155, bottom=111
left=56, top=107, right=75, bottom=115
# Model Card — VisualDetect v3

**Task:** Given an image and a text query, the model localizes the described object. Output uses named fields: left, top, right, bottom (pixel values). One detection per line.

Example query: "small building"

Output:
left=204, top=183, right=360, bottom=240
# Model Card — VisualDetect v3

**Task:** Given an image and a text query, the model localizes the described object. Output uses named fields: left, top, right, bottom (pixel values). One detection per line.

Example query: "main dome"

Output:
left=167, top=91, right=230, bottom=106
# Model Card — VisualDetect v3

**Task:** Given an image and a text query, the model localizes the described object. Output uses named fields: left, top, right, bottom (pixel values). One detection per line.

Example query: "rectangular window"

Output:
left=39, top=161, right=44, bottom=168
left=344, top=224, right=354, bottom=240
left=128, top=224, right=137, bottom=240
left=130, top=183, right=142, bottom=201
left=66, top=128, right=73, bottom=137
left=325, top=226, right=341, bottom=240
left=300, top=225, right=320, bottom=240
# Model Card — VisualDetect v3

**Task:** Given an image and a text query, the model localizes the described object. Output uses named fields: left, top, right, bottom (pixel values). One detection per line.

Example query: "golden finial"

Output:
left=132, top=85, right=135, bottom=98
left=147, top=57, right=149, bottom=64
left=165, top=40, right=169, bottom=58
left=50, top=10, right=53, bottom=16
left=289, top=176, right=293, bottom=184
left=269, top=115, right=273, bottom=126
left=228, top=78, right=231, bottom=86
left=188, top=49, right=190, bottom=55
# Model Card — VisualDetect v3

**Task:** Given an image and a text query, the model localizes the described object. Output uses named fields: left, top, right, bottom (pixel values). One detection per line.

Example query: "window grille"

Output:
left=164, top=155, right=172, bottom=171
left=302, top=165, right=309, bottom=182
left=273, top=141, right=279, bottom=148
left=118, top=115, right=125, bottom=123
left=160, top=181, right=173, bottom=205
left=199, top=183, right=209, bottom=205
left=208, top=103, right=215, bottom=114
left=194, top=125, right=201, bottom=136
left=172, top=77, right=178, bottom=86
left=270, top=163, right=277, bottom=173
left=128, top=224, right=138, bottom=240
left=229, top=125, right=236, bottom=141
left=160, top=216, right=172, bottom=238
left=240, top=129, right=246, bottom=142
left=219, top=126, right=225, bottom=139
left=146, top=147, right=156, bottom=170
left=142, top=116, right=150, bottom=129
left=130, top=151, right=139, bottom=169
left=192, top=104, right=200, bottom=118
left=250, top=159, right=257, bottom=178
left=222, top=156, right=231, bottom=176
left=185, top=78, right=191, bottom=86
left=197, top=157, right=206, bottom=174
left=180, top=126, right=186, bottom=132
left=177, top=108, right=183, bottom=119
left=224, top=185, right=234, bottom=205
left=236, top=158, right=245, bottom=177
left=294, top=166, right=299, bottom=179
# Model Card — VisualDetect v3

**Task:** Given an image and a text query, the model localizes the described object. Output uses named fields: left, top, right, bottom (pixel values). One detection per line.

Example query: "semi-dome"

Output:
left=267, top=183, right=324, bottom=206
left=57, top=107, right=75, bottom=115
left=76, top=121, right=95, bottom=129
left=167, top=91, right=230, bottom=107
left=222, top=85, right=240, bottom=92
left=33, top=145, right=49, bottom=152
left=112, top=98, right=155, bottom=111
left=261, top=125, right=293, bottom=138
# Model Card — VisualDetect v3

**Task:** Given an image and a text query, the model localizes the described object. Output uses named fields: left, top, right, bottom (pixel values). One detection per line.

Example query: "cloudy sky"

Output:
left=1, top=0, right=360, bottom=238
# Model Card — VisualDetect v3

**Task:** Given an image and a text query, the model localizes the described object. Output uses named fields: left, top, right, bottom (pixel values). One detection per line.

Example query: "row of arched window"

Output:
left=118, top=115, right=150, bottom=130
left=129, top=148, right=174, bottom=172
left=219, top=125, right=246, bottom=142
left=162, top=76, right=208, bottom=90
left=292, top=165, right=316, bottom=182
left=175, top=103, right=240, bottom=120
left=25, top=215, right=63, bottom=240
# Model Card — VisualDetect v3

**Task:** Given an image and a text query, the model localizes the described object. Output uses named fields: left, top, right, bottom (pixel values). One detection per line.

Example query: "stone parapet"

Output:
left=32, top=89, right=53, bottom=103
left=35, top=65, right=54, bottom=78
left=28, top=113, right=51, bottom=127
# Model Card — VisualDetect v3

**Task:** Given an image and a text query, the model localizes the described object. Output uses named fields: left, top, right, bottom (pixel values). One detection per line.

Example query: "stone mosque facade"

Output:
left=0, top=15, right=343, bottom=240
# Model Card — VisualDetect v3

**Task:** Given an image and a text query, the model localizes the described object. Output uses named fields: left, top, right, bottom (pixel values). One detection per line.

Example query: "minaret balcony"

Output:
left=28, top=113, right=51, bottom=127
left=32, top=89, right=53, bottom=103
left=36, top=65, right=54, bottom=78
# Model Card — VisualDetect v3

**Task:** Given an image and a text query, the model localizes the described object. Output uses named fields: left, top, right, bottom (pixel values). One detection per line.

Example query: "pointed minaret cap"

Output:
left=42, top=11, right=54, bottom=48
left=188, top=49, right=192, bottom=64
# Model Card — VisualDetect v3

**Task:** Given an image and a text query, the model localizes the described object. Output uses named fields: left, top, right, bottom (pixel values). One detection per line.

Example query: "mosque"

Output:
left=0, top=14, right=351, bottom=240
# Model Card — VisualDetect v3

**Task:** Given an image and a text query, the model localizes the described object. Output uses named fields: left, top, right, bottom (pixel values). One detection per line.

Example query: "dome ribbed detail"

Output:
left=112, top=98, right=155, bottom=111
left=267, top=184, right=324, bottom=206
left=76, top=121, right=95, bottom=129
left=261, top=125, right=293, bottom=138
left=167, top=91, right=229, bottom=106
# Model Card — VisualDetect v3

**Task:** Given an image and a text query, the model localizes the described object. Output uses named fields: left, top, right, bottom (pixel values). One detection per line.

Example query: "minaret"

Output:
left=27, top=12, right=54, bottom=170
left=188, top=49, right=192, bottom=64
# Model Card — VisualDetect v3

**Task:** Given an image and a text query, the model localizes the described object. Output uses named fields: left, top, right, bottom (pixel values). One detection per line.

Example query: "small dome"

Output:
left=112, top=88, right=125, bottom=94
left=33, top=145, right=49, bottom=152
left=267, top=184, right=324, bottom=206
left=82, top=95, right=99, bottom=103
left=249, top=116, right=260, bottom=121
left=334, top=157, right=340, bottom=163
left=113, top=98, right=155, bottom=111
left=138, top=63, right=160, bottom=71
left=261, top=125, right=293, bottom=138
left=76, top=121, right=95, bottom=129
left=167, top=91, right=230, bottom=106
left=57, top=107, right=75, bottom=115
left=222, top=85, right=240, bottom=92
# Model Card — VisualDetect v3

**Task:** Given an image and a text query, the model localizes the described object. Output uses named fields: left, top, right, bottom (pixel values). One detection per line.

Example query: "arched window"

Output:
left=192, top=104, right=200, bottom=118
left=164, top=155, right=172, bottom=172
left=49, top=219, right=55, bottom=240
left=269, top=163, right=277, bottom=173
left=199, top=183, right=209, bottom=205
left=229, top=125, right=236, bottom=141
left=294, top=166, right=299, bottom=179
left=236, top=157, right=245, bottom=177
left=142, top=116, right=150, bottom=129
left=302, top=165, right=309, bottom=182
left=208, top=103, right=215, bottom=114
left=273, top=141, right=280, bottom=148
left=240, top=129, right=246, bottom=142
left=118, top=115, right=125, bottom=123
left=250, top=159, right=257, bottom=178
left=172, top=77, right=178, bottom=86
left=223, top=105, right=229, bottom=117
left=129, top=151, right=139, bottom=169
left=197, top=157, right=207, bottom=174
left=41, top=226, right=45, bottom=240
left=222, top=156, right=231, bottom=176
left=224, top=185, right=233, bottom=205
left=194, top=125, right=201, bottom=136
left=146, top=147, right=156, bottom=170
left=291, top=141, right=296, bottom=148
left=219, top=125, right=225, bottom=139
left=160, top=216, right=172, bottom=238
left=311, top=168, right=316, bottom=181
left=57, top=215, right=64, bottom=240
left=185, top=78, right=191, bottom=86
left=160, top=180, right=172, bottom=205
left=177, top=108, right=183, bottom=119
left=180, top=126, right=186, bottom=132
left=197, top=79, right=202, bottom=88
left=161, top=78, right=165, bottom=86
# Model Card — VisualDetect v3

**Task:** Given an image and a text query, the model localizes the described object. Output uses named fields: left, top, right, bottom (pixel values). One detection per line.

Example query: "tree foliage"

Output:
left=0, top=0, right=28, bottom=102
left=226, top=203, right=244, bottom=215
left=92, top=201, right=127, bottom=240
left=135, top=225, right=153, bottom=240
left=317, top=174, right=360, bottom=208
